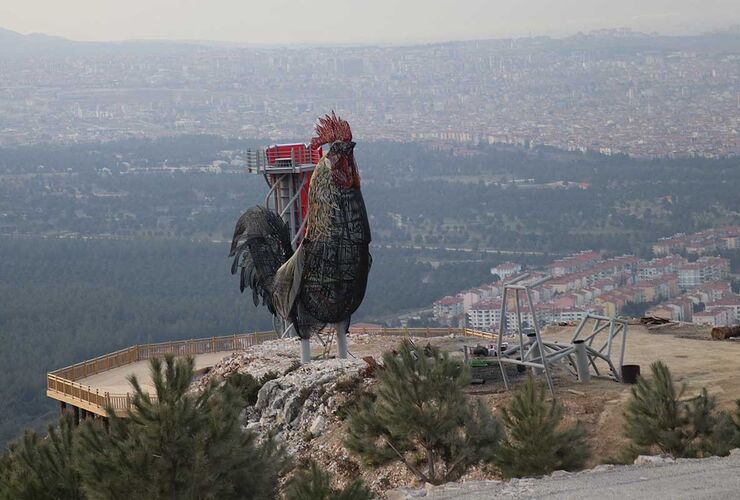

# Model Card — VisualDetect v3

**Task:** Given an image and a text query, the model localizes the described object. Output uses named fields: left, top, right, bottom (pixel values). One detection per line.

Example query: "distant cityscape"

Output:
left=433, top=226, right=740, bottom=330
left=1, top=29, right=739, bottom=158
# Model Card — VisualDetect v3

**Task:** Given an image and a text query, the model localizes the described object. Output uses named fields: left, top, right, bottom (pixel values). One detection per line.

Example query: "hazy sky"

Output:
left=2, top=0, right=739, bottom=44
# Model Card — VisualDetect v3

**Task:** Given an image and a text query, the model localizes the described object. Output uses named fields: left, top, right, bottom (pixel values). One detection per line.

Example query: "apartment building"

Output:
left=677, top=257, right=730, bottom=289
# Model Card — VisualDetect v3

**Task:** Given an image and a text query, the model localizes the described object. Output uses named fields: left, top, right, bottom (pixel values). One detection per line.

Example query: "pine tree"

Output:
left=730, top=400, right=740, bottom=449
left=344, top=339, right=502, bottom=485
left=709, top=403, right=740, bottom=457
left=0, top=414, right=83, bottom=500
left=623, top=361, right=725, bottom=458
left=75, top=355, right=287, bottom=499
left=283, top=460, right=373, bottom=500
left=494, top=375, right=590, bottom=478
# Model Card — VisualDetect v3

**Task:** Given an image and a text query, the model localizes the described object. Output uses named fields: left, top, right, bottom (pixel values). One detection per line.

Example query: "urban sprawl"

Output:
left=1, top=30, right=739, bottom=158
left=434, top=226, right=740, bottom=330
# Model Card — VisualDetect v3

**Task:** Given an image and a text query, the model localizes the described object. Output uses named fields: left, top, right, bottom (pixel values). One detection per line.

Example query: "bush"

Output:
left=336, top=387, right=375, bottom=421
left=494, top=375, right=590, bottom=478
left=622, top=361, right=733, bottom=458
left=344, top=339, right=501, bottom=484
left=0, top=415, right=82, bottom=500
left=74, top=356, right=288, bottom=499
left=334, top=374, right=362, bottom=394
left=226, top=370, right=280, bottom=405
left=283, top=460, right=372, bottom=500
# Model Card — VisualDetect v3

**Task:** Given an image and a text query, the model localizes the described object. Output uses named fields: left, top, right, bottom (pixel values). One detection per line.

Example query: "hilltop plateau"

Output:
left=194, top=324, right=740, bottom=495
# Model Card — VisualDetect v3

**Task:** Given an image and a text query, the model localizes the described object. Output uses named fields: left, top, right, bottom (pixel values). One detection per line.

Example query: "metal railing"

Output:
left=46, top=327, right=494, bottom=417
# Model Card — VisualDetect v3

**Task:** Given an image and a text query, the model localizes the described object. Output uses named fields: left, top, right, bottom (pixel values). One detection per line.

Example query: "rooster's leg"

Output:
left=335, top=317, right=350, bottom=359
left=301, top=336, right=312, bottom=364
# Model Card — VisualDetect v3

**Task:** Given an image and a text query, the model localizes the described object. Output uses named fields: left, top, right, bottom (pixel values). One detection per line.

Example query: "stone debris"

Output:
left=633, top=454, right=676, bottom=466
left=192, top=338, right=304, bottom=392
left=549, top=469, right=571, bottom=478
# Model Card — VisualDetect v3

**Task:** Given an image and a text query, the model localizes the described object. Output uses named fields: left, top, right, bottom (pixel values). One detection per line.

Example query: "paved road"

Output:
left=76, top=351, right=235, bottom=395
left=392, top=452, right=740, bottom=499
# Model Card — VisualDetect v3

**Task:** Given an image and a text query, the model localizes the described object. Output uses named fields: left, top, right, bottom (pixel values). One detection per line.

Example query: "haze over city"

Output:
left=3, top=1, right=740, bottom=498
left=2, top=0, right=739, bottom=44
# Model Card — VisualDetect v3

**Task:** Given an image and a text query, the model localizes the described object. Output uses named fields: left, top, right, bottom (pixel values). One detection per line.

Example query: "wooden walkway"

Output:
left=47, top=327, right=494, bottom=418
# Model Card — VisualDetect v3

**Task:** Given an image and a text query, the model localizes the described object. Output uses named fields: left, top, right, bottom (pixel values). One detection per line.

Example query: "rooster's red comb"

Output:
left=310, top=111, right=352, bottom=148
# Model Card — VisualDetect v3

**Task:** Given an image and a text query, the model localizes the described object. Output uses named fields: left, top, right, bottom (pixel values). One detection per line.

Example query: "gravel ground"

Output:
left=388, top=451, right=740, bottom=499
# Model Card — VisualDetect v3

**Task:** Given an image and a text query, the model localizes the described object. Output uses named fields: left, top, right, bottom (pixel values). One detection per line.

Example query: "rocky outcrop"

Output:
left=189, top=337, right=371, bottom=454
left=244, top=358, right=365, bottom=453
left=193, top=338, right=304, bottom=392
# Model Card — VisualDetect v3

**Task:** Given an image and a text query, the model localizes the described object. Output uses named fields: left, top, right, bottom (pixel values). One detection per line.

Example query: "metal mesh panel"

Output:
left=299, top=186, right=371, bottom=323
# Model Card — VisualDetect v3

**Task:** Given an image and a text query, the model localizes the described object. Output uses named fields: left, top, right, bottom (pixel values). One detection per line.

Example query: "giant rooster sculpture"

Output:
left=230, top=113, right=371, bottom=363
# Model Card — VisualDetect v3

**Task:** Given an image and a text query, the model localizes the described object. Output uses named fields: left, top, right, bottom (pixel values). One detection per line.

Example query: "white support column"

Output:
left=301, top=338, right=312, bottom=364
left=336, top=324, right=348, bottom=359
left=574, top=340, right=591, bottom=383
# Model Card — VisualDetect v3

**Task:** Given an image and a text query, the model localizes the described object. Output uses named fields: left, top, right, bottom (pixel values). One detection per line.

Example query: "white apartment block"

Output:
left=433, top=296, right=464, bottom=321
left=693, top=307, right=734, bottom=327
left=677, top=257, right=730, bottom=289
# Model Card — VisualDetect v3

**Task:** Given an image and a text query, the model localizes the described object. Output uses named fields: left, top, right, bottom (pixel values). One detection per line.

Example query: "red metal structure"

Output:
left=247, top=143, right=322, bottom=248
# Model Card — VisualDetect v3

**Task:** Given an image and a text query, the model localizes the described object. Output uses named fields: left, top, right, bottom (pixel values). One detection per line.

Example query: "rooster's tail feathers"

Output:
left=230, top=206, right=293, bottom=315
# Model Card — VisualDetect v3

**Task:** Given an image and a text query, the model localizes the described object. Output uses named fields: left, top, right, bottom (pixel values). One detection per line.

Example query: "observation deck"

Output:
left=46, top=328, right=494, bottom=421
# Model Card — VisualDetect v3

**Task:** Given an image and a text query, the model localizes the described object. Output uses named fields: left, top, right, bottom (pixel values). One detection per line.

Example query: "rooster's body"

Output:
left=230, top=114, right=371, bottom=362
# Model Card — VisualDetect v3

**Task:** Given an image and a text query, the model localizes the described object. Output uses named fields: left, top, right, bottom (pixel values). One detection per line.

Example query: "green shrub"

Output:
left=336, top=387, right=376, bottom=421
left=283, top=360, right=302, bottom=375
left=334, top=374, right=362, bottom=394
left=283, top=460, right=372, bottom=500
left=0, top=415, right=82, bottom=500
left=226, top=370, right=279, bottom=406
left=74, top=355, right=288, bottom=499
left=494, top=375, right=590, bottom=478
left=344, top=339, right=501, bottom=484
left=1, top=357, right=289, bottom=499
left=622, top=361, right=731, bottom=458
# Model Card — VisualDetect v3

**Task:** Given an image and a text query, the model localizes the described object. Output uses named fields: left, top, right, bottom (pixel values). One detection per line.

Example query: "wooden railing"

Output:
left=47, top=332, right=279, bottom=417
left=352, top=326, right=496, bottom=340
left=50, top=332, right=279, bottom=381
left=47, top=374, right=110, bottom=410
left=46, top=327, right=494, bottom=417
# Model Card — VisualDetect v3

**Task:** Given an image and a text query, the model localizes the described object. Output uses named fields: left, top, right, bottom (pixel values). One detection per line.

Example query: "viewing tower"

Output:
left=246, top=143, right=322, bottom=249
